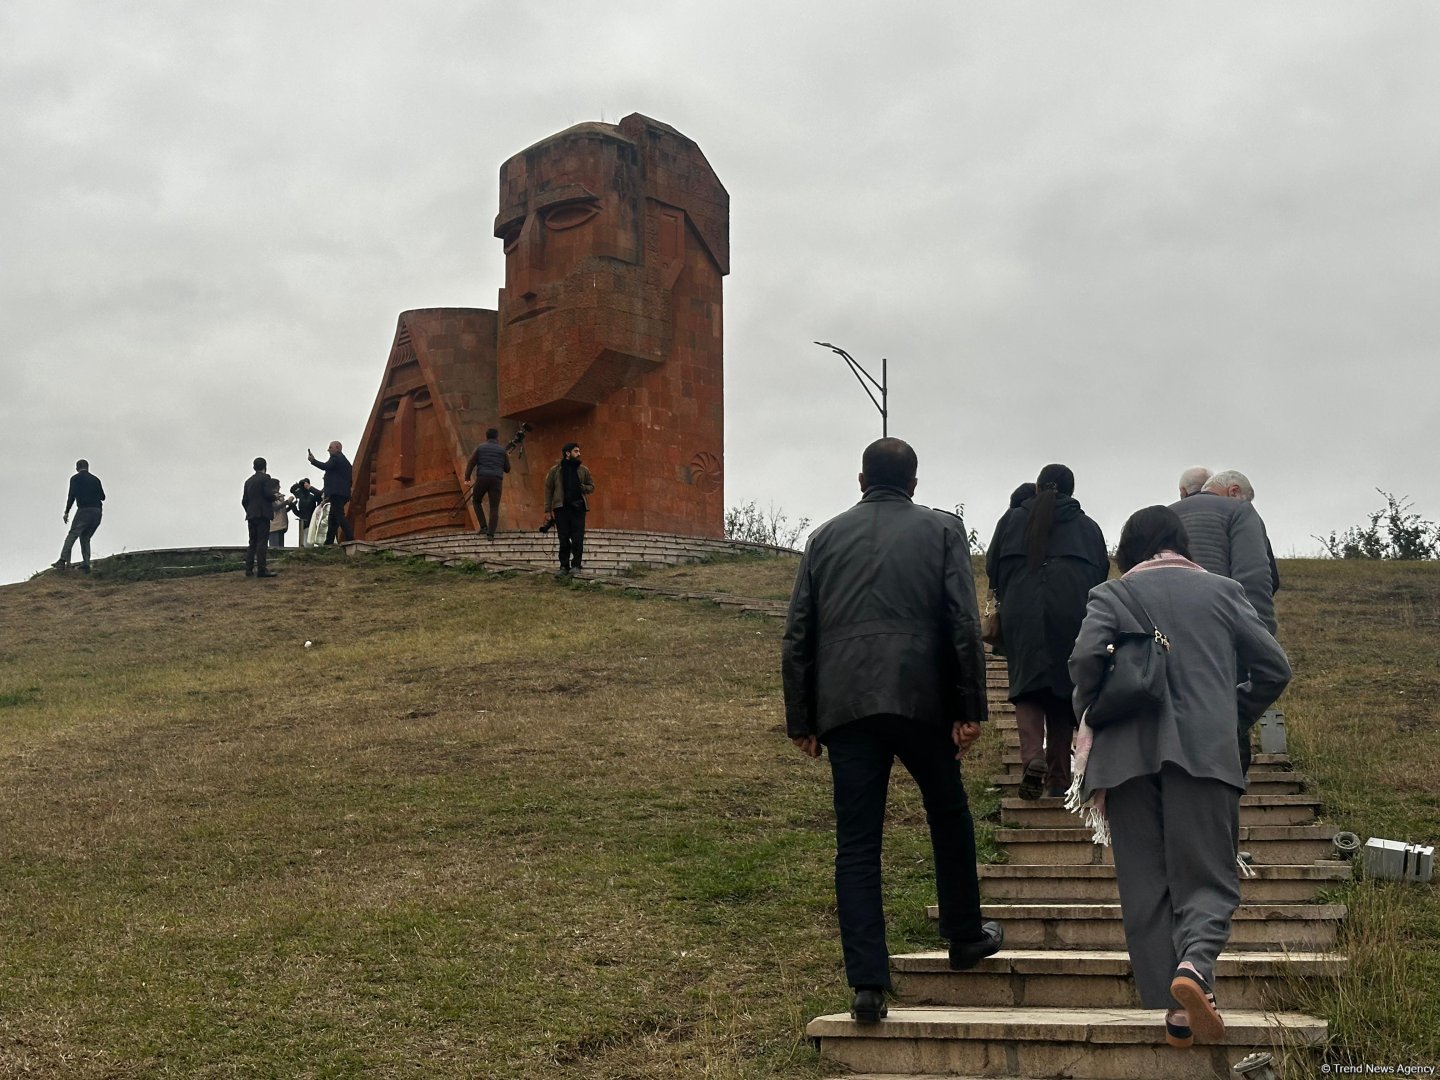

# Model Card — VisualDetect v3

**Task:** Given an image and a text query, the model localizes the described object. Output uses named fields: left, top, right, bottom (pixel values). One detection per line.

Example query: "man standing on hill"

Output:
left=781, top=437, right=1001, bottom=1024
left=242, top=458, right=279, bottom=578
left=465, top=428, right=511, bottom=540
left=307, top=440, right=352, bottom=545
left=542, top=442, right=594, bottom=575
left=54, top=458, right=106, bottom=572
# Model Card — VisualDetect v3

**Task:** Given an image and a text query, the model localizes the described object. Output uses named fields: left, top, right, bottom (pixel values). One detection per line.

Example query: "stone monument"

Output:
left=350, top=113, right=729, bottom=541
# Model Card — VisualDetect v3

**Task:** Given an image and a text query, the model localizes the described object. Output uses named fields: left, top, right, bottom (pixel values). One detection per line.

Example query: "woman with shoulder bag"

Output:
left=985, top=465, right=1108, bottom=800
left=1067, top=505, right=1291, bottom=1049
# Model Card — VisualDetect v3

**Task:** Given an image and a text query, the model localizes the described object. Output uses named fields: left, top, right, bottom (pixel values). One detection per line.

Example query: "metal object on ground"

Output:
left=1332, top=831, right=1361, bottom=859
left=1257, top=709, right=1287, bottom=754
left=1363, top=837, right=1435, bottom=883
left=1233, top=1052, right=1279, bottom=1079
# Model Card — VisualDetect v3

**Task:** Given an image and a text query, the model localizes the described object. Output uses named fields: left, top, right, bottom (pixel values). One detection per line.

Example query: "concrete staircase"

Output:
left=345, top=528, right=796, bottom=578
left=811, top=655, right=1345, bottom=1078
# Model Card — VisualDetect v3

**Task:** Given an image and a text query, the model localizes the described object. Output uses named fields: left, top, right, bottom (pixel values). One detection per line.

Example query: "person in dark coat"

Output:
left=985, top=463, right=1109, bottom=799
left=289, top=478, right=323, bottom=548
left=242, top=458, right=279, bottom=578
left=782, top=437, right=1000, bottom=1024
left=307, top=440, right=352, bottom=545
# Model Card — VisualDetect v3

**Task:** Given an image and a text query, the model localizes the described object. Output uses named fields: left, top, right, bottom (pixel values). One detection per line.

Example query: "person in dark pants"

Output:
left=242, top=458, right=278, bottom=578
left=781, top=437, right=1001, bottom=1024
left=307, top=441, right=353, bottom=544
left=289, top=478, right=323, bottom=547
left=986, top=464, right=1109, bottom=800
left=465, top=427, right=511, bottom=539
left=542, top=442, right=594, bottom=575
left=54, top=458, right=106, bottom=572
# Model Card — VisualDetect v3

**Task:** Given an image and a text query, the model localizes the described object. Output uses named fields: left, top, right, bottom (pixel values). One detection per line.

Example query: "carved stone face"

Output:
left=494, top=124, right=681, bottom=419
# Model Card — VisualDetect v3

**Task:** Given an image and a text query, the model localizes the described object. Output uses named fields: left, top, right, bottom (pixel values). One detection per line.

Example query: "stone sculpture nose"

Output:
left=512, top=214, right=544, bottom=302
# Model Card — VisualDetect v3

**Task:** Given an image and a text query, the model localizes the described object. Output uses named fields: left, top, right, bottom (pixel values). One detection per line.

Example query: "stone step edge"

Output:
left=890, top=948, right=1347, bottom=974
left=972, top=903, right=1346, bottom=920
left=979, top=862, right=1351, bottom=880
left=1000, top=794, right=1320, bottom=809
left=995, top=825, right=1338, bottom=841
left=805, top=1005, right=1327, bottom=1044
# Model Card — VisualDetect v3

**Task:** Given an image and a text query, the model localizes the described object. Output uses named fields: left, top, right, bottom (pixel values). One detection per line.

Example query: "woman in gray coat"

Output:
left=1068, top=506, right=1290, bottom=1048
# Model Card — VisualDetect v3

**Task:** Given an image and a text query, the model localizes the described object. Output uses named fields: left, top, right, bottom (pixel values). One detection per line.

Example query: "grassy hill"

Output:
left=0, top=550, right=1436, bottom=1076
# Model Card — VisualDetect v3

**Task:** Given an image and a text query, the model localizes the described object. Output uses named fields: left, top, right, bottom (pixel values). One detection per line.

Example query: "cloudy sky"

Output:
left=3, top=1, right=1437, bottom=584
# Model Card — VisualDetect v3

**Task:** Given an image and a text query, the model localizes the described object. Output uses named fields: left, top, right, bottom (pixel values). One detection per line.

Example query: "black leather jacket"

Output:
left=781, top=486, right=988, bottom=739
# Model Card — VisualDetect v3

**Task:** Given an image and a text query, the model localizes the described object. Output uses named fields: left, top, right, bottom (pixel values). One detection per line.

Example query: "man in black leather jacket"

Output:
left=781, top=437, right=1001, bottom=1023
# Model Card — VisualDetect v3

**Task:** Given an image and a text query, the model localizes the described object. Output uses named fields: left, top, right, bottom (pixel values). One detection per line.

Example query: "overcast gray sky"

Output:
left=4, top=1, right=1437, bottom=584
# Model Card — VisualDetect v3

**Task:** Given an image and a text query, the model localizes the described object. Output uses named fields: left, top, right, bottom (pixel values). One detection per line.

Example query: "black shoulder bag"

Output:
left=1085, top=580, right=1171, bottom=730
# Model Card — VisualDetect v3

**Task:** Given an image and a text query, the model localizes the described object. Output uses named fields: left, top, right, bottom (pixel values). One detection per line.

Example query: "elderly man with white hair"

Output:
left=1177, top=466, right=1212, bottom=500
left=1169, top=470, right=1275, bottom=631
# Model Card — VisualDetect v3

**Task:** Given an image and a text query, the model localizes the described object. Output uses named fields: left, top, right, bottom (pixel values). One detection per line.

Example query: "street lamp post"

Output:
left=814, top=342, right=888, bottom=436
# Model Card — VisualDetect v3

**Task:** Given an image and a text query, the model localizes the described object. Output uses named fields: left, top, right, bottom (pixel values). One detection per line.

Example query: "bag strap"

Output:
left=1113, top=579, right=1171, bottom=650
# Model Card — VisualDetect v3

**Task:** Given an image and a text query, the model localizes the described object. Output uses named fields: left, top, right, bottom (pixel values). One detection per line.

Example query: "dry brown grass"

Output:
left=0, top=554, right=976, bottom=1078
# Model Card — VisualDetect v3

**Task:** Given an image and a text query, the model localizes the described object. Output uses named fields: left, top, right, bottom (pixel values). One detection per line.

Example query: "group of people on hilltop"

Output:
left=782, top=439, right=1290, bottom=1051
left=240, top=442, right=353, bottom=578
left=48, top=435, right=597, bottom=578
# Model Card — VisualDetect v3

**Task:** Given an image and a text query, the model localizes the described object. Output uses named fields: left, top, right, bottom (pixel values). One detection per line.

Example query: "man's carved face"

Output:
left=494, top=126, right=678, bottom=416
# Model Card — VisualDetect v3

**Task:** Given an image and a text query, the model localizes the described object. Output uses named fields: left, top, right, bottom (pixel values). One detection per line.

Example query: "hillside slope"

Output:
left=0, top=553, right=1435, bottom=1075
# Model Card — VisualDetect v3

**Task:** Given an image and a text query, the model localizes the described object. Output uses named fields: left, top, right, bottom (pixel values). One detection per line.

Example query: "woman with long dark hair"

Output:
left=985, top=464, right=1109, bottom=799
left=1067, top=506, right=1290, bottom=1047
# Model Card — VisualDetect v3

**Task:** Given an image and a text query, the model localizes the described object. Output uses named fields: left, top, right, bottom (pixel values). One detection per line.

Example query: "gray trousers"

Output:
left=1107, top=765, right=1241, bottom=1008
left=60, top=507, right=103, bottom=565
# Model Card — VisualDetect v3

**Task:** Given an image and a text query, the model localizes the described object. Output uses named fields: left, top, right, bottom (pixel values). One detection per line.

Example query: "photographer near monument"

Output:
left=542, top=443, right=594, bottom=575
left=782, top=437, right=1001, bottom=1024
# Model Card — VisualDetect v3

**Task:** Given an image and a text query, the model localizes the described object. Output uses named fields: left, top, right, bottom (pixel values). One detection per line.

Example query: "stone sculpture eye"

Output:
left=542, top=202, right=599, bottom=231
left=501, top=223, right=523, bottom=254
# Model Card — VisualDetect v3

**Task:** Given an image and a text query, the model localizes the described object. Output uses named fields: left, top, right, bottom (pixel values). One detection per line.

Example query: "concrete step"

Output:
left=807, top=1006, right=1326, bottom=1079
left=960, top=903, right=1344, bottom=951
left=890, top=949, right=1347, bottom=1011
left=989, top=773, right=1306, bottom=796
left=999, top=794, right=1320, bottom=828
left=994, top=825, right=1342, bottom=866
left=998, top=749, right=1294, bottom=771
left=976, top=862, right=1352, bottom=904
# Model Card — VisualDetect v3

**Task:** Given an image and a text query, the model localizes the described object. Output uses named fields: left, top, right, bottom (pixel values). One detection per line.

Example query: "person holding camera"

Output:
left=289, top=478, right=323, bottom=548
left=542, top=442, right=594, bottom=575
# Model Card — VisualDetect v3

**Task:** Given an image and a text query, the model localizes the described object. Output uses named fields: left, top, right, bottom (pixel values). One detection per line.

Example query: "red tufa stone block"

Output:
left=349, top=116, right=727, bottom=540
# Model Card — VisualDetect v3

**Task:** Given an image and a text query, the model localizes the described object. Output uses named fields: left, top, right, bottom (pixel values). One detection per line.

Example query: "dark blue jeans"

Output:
left=824, top=715, right=984, bottom=989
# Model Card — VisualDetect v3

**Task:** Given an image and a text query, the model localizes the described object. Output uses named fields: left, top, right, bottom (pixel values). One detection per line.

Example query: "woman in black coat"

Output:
left=985, top=464, right=1109, bottom=798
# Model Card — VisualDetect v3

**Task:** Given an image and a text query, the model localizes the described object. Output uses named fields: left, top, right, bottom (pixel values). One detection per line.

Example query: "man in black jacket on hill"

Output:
left=242, top=458, right=279, bottom=578
left=54, top=458, right=106, bottom=572
left=307, top=440, right=352, bottom=545
left=781, top=437, right=1001, bottom=1023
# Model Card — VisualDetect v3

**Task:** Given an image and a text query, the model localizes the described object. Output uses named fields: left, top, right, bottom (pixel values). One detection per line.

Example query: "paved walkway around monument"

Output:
left=347, top=529, right=797, bottom=617
left=807, top=654, right=1344, bottom=1079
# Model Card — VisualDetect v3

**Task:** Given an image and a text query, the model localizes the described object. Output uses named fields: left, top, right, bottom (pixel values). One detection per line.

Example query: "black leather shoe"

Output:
left=245, top=569, right=254, bottom=577
left=849, top=988, right=887, bottom=1023
left=256, top=571, right=279, bottom=578
left=948, top=920, right=1004, bottom=970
